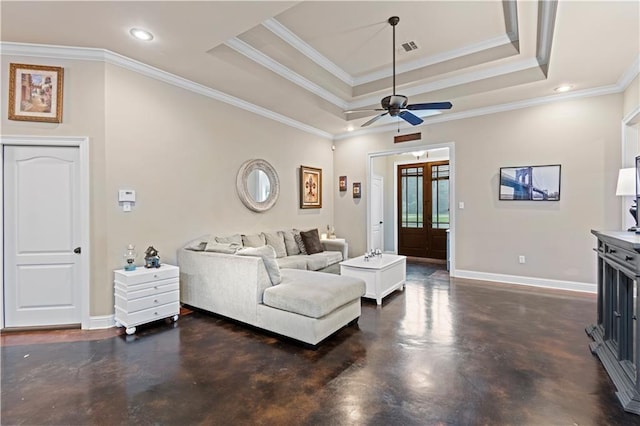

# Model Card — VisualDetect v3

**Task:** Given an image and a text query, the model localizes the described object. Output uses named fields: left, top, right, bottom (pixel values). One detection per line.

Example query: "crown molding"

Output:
left=0, top=42, right=333, bottom=140
left=224, top=37, right=348, bottom=109
left=262, top=18, right=354, bottom=86
left=3, top=39, right=637, bottom=143
left=347, top=57, right=540, bottom=110
left=504, top=0, right=519, bottom=42
left=536, top=0, right=558, bottom=67
left=335, top=84, right=623, bottom=140
left=353, top=34, right=515, bottom=87
left=261, top=6, right=520, bottom=88
left=618, top=54, right=640, bottom=90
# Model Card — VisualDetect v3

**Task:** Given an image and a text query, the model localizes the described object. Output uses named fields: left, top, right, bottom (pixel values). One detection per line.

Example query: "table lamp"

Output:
left=616, top=167, right=637, bottom=231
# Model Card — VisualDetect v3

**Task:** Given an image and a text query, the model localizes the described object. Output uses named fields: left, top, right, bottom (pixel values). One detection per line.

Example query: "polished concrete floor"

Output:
left=2, top=262, right=639, bottom=425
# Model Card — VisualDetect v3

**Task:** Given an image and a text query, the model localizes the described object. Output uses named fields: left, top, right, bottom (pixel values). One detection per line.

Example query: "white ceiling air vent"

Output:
left=401, top=41, right=419, bottom=52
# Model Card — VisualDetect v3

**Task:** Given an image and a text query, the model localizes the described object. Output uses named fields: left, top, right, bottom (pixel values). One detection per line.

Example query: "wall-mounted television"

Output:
left=499, top=164, right=561, bottom=201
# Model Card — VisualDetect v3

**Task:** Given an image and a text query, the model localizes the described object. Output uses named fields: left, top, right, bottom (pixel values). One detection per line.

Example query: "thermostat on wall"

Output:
left=118, top=189, right=136, bottom=202
left=118, top=189, right=136, bottom=212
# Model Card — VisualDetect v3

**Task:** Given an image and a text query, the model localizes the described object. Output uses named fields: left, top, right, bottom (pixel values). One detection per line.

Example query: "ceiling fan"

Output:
left=345, top=16, right=453, bottom=127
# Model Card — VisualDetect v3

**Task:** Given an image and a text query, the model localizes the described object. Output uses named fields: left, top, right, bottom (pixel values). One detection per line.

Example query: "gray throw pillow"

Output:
left=185, top=240, right=207, bottom=251
left=242, top=233, right=266, bottom=248
left=237, top=245, right=282, bottom=285
left=215, top=234, right=243, bottom=246
left=300, top=229, right=324, bottom=255
left=263, top=231, right=287, bottom=258
left=204, top=242, right=241, bottom=254
left=281, top=229, right=301, bottom=256
left=294, top=232, right=308, bottom=255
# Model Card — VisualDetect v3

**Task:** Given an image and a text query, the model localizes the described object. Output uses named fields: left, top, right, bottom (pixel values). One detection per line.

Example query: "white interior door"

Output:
left=4, top=145, right=82, bottom=327
left=370, top=175, right=384, bottom=251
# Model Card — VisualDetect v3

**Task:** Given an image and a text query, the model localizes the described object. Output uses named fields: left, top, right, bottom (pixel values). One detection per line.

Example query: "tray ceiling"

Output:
left=1, top=1, right=638, bottom=138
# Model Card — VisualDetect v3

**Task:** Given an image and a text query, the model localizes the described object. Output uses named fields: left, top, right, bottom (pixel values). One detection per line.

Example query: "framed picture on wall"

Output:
left=339, top=176, right=347, bottom=192
left=8, top=63, right=64, bottom=123
left=353, top=182, right=361, bottom=199
left=499, top=164, right=561, bottom=201
left=300, top=165, right=322, bottom=208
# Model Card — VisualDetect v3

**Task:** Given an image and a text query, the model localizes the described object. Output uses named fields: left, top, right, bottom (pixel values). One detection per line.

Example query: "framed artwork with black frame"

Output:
left=499, top=164, right=561, bottom=201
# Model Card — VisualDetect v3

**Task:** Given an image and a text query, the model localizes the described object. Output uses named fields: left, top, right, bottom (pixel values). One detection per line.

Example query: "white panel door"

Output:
left=4, top=145, right=81, bottom=327
left=370, top=175, right=384, bottom=251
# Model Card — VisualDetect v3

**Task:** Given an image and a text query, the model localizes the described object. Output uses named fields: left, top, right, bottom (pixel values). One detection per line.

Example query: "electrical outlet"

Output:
left=519, top=255, right=526, bottom=264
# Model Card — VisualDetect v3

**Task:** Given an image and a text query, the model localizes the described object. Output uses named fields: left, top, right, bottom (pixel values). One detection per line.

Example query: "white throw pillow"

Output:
left=242, top=233, right=266, bottom=248
left=263, top=231, right=287, bottom=258
left=237, top=245, right=282, bottom=285
left=215, top=234, right=243, bottom=246
left=204, top=242, right=241, bottom=254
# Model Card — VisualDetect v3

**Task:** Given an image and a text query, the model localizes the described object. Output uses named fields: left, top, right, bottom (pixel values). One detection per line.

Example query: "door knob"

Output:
left=73, top=247, right=81, bottom=254
left=379, top=221, right=383, bottom=224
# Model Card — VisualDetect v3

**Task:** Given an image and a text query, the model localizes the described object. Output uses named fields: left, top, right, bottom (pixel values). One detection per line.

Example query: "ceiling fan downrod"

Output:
left=389, top=16, right=399, bottom=96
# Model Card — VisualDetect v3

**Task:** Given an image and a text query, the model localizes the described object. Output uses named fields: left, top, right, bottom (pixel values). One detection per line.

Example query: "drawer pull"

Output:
left=154, top=312, right=158, bottom=316
left=154, top=274, right=159, bottom=278
left=154, top=299, right=158, bottom=303
left=614, top=311, right=621, bottom=318
left=154, top=286, right=159, bottom=290
left=626, top=255, right=634, bottom=261
left=609, top=248, right=617, bottom=254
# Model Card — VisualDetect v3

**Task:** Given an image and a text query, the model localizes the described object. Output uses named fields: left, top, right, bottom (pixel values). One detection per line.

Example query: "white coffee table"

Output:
left=340, top=254, right=406, bottom=305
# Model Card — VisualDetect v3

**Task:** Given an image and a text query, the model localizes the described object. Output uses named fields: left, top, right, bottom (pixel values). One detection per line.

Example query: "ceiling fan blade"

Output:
left=406, top=101, right=453, bottom=111
left=399, top=110, right=423, bottom=126
left=362, top=112, right=388, bottom=127
left=344, top=108, right=386, bottom=114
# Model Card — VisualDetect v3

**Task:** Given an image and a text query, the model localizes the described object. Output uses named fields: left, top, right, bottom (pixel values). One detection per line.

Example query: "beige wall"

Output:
left=2, top=57, right=334, bottom=317
left=334, top=94, right=623, bottom=285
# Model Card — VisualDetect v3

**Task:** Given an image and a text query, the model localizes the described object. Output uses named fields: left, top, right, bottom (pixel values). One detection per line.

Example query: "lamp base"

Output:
left=630, top=202, right=639, bottom=233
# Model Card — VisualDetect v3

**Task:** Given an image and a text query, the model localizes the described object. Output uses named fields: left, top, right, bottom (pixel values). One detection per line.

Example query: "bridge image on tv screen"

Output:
left=499, top=165, right=561, bottom=201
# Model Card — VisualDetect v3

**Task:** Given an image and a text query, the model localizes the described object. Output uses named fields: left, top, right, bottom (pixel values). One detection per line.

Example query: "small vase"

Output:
left=123, top=244, right=137, bottom=271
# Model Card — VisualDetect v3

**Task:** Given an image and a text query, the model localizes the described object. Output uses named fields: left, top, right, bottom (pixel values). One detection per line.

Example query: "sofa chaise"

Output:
left=178, top=230, right=365, bottom=346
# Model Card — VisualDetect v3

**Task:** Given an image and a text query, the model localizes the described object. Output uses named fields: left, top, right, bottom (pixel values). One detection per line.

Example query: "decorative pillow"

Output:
left=185, top=240, right=207, bottom=251
left=242, top=233, right=266, bottom=248
left=263, top=231, right=287, bottom=258
left=300, top=229, right=324, bottom=255
left=215, top=234, right=243, bottom=246
left=237, top=246, right=282, bottom=285
left=281, top=229, right=301, bottom=256
left=294, top=232, right=308, bottom=255
left=204, top=242, right=241, bottom=254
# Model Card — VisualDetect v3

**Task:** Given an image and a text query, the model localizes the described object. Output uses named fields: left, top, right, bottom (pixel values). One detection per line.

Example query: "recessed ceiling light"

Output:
left=347, top=125, right=354, bottom=132
left=554, top=84, right=574, bottom=93
left=130, top=28, right=154, bottom=41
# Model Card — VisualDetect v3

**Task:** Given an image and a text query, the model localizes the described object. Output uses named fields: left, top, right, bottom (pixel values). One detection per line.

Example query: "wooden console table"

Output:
left=588, top=230, right=640, bottom=414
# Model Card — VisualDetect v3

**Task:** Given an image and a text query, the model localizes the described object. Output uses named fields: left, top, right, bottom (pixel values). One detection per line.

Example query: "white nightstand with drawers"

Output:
left=114, top=264, right=180, bottom=335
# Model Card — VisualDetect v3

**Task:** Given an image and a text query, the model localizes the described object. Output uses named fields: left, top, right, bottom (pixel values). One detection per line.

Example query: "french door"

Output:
left=397, top=161, right=449, bottom=259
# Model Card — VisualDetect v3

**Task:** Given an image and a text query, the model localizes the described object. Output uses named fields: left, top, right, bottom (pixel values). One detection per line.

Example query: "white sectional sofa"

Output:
left=178, top=230, right=365, bottom=346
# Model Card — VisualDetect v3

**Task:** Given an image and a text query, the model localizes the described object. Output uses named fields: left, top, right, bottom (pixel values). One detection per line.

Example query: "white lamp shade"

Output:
left=616, top=168, right=636, bottom=196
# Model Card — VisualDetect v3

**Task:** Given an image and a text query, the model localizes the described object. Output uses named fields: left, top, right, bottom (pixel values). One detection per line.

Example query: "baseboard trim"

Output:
left=453, top=269, right=596, bottom=294
left=89, top=314, right=115, bottom=330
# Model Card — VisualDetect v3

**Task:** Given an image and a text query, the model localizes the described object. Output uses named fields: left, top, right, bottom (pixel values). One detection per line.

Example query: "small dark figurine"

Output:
left=144, top=246, right=161, bottom=268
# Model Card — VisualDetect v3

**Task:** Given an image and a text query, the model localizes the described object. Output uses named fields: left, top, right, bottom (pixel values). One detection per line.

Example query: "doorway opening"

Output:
left=397, top=160, right=449, bottom=260
left=367, top=143, right=455, bottom=272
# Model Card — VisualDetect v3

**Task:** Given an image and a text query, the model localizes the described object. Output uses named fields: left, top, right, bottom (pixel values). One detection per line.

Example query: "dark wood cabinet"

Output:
left=588, top=230, right=640, bottom=414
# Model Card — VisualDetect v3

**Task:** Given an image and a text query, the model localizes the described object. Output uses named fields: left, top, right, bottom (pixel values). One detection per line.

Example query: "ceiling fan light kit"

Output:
left=346, top=16, right=453, bottom=128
